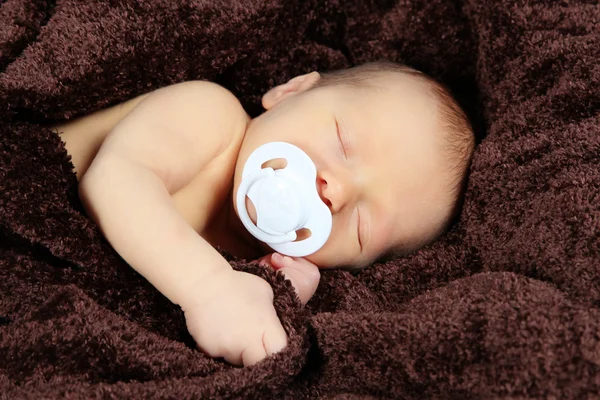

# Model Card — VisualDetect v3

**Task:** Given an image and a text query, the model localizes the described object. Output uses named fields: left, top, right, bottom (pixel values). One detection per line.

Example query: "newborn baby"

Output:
left=53, top=61, right=474, bottom=367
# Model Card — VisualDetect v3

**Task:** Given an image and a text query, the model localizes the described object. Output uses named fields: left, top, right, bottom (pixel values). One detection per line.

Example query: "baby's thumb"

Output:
left=270, top=253, right=320, bottom=305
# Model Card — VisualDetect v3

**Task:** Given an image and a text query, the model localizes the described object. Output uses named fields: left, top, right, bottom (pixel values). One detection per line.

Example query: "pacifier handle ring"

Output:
left=236, top=167, right=297, bottom=244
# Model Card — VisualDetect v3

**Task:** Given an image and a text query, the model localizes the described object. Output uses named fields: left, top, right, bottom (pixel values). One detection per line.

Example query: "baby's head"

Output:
left=233, top=61, right=474, bottom=269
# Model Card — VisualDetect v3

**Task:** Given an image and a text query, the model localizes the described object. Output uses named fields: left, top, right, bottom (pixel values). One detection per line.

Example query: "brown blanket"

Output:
left=1, top=0, right=599, bottom=398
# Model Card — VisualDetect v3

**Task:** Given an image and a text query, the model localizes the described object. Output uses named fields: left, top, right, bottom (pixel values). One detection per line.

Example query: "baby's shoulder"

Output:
left=165, top=80, right=244, bottom=110
left=151, top=80, right=248, bottom=123
left=164, top=80, right=248, bottom=139
left=126, top=79, right=249, bottom=152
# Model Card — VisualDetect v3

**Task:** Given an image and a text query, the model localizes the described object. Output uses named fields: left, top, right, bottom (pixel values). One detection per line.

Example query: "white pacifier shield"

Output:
left=247, top=175, right=305, bottom=235
left=236, top=142, right=332, bottom=257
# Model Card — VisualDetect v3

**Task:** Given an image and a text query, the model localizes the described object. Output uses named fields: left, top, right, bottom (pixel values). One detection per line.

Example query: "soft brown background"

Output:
left=1, top=0, right=599, bottom=398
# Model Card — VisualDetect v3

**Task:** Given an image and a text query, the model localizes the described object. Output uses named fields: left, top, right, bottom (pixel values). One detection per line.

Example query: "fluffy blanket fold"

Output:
left=1, top=0, right=599, bottom=398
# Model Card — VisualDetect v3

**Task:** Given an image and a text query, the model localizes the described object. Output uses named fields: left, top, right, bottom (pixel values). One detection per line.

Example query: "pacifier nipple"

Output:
left=236, top=142, right=332, bottom=257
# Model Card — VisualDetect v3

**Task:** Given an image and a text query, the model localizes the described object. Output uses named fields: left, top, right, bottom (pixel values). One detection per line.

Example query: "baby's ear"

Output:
left=262, top=71, right=321, bottom=110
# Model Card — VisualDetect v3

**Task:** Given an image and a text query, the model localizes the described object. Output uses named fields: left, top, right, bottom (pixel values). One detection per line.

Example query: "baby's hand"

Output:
left=183, top=269, right=287, bottom=366
left=257, top=253, right=321, bottom=305
left=182, top=255, right=320, bottom=367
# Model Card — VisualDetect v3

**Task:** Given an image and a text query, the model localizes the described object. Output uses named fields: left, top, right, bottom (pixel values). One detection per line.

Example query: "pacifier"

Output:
left=236, top=142, right=333, bottom=257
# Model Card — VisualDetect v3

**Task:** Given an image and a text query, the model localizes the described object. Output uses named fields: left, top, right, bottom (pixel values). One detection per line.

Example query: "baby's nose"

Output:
left=316, top=174, right=350, bottom=214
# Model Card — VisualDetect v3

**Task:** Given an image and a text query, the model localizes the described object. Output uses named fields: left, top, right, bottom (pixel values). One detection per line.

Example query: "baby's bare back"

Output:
left=53, top=93, right=149, bottom=179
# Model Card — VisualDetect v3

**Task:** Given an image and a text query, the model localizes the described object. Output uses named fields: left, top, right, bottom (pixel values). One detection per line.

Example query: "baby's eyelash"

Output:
left=335, top=119, right=348, bottom=159
left=357, top=207, right=363, bottom=251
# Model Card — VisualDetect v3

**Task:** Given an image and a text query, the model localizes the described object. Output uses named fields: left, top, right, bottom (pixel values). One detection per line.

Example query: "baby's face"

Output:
left=233, top=72, right=452, bottom=269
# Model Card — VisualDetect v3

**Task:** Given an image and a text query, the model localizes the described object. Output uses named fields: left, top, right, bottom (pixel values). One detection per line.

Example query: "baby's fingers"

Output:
left=241, top=344, right=267, bottom=367
left=271, top=253, right=320, bottom=305
left=262, top=322, right=288, bottom=356
left=241, top=322, right=287, bottom=367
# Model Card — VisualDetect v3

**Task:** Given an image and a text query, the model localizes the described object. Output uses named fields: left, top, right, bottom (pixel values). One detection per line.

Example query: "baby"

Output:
left=53, top=61, right=474, bottom=367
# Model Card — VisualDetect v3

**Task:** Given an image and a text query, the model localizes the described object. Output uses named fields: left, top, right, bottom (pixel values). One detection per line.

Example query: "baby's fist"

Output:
left=182, top=270, right=287, bottom=366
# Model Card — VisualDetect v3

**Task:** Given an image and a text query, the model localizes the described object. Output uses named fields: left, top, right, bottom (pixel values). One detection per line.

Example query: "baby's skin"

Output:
left=54, top=69, right=453, bottom=366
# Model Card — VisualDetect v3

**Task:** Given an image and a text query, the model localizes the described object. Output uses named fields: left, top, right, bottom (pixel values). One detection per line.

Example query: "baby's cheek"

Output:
left=304, top=253, right=330, bottom=269
left=325, top=219, right=362, bottom=266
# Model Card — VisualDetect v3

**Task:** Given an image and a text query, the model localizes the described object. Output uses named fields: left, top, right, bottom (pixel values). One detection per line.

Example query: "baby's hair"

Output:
left=314, top=61, right=475, bottom=262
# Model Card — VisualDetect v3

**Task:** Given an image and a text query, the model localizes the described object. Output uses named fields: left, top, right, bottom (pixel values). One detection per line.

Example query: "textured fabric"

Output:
left=1, top=0, right=599, bottom=398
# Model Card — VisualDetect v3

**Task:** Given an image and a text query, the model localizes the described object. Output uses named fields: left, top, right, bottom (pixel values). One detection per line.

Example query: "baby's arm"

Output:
left=79, top=81, right=241, bottom=306
left=79, top=82, right=286, bottom=365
